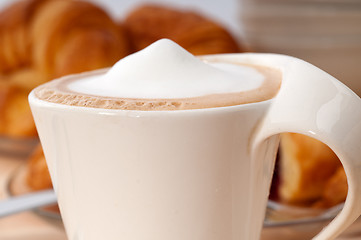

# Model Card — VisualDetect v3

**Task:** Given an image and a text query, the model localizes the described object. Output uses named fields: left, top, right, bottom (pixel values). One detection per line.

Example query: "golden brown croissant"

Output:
left=0, top=0, right=130, bottom=137
left=123, top=4, right=242, bottom=55
left=278, top=133, right=346, bottom=207
left=0, top=84, right=37, bottom=137
left=313, top=166, right=347, bottom=208
left=30, top=0, right=130, bottom=78
left=26, top=143, right=52, bottom=190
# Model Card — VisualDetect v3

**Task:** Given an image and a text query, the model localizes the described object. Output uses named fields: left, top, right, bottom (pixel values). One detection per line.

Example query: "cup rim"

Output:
left=29, top=52, right=295, bottom=115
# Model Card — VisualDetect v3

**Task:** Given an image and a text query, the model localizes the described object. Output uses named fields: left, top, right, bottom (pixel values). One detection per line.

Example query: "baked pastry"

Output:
left=313, top=166, right=347, bottom=208
left=0, top=84, right=37, bottom=137
left=0, top=0, right=130, bottom=137
left=124, top=4, right=242, bottom=55
left=26, top=144, right=52, bottom=190
left=278, top=133, right=347, bottom=207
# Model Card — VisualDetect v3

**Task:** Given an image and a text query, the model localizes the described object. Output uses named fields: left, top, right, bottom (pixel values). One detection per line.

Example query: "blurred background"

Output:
left=241, top=0, right=361, bottom=96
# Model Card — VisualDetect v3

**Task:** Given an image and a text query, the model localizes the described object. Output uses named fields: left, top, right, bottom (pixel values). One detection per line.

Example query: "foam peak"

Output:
left=68, top=39, right=265, bottom=99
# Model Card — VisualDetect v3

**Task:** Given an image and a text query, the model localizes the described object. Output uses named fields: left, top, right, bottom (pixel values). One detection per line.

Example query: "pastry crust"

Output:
left=278, top=133, right=346, bottom=207
left=0, top=0, right=130, bottom=138
left=0, top=84, right=37, bottom=137
left=30, top=0, right=131, bottom=78
left=313, top=166, right=348, bottom=208
left=26, top=144, right=52, bottom=190
left=124, top=4, right=242, bottom=55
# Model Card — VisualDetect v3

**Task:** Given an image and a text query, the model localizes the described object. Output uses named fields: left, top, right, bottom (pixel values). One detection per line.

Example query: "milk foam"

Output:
left=34, top=39, right=282, bottom=110
left=68, top=39, right=264, bottom=99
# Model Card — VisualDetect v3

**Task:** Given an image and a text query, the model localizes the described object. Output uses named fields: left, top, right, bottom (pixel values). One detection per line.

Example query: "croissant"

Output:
left=0, top=0, right=130, bottom=137
left=278, top=133, right=346, bottom=207
left=124, top=4, right=242, bottom=55
left=0, top=83, right=37, bottom=136
left=26, top=144, right=52, bottom=190
left=313, top=166, right=347, bottom=208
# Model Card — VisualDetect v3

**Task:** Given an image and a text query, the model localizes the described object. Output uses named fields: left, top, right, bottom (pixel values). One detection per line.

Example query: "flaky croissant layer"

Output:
left=0, top=0, right=131, bottom=137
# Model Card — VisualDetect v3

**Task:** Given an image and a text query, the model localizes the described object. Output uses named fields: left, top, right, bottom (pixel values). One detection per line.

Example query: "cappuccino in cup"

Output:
left=34, top=39, right=281, bottom=110
left=29, top=39, right=361, bottom=240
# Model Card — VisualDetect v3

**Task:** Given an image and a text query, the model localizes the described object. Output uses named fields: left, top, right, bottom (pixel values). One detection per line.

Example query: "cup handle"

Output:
left=252, top=55, right=361, bottom=239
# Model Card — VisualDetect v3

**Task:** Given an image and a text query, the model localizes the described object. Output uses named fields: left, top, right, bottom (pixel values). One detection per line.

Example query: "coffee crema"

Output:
left=34, top=39, right=282, bottom=110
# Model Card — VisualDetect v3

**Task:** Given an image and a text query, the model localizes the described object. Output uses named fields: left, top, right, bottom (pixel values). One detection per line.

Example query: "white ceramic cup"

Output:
left=29, top=53, right=361, bottom=240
